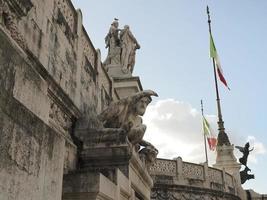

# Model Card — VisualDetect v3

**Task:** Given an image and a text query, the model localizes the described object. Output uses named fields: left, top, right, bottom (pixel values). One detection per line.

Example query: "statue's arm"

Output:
left=127, top=30, right=140, bottom=48
left=235, top=146, right=244, bottom=152
left=249, top=147, right=254, bottom=152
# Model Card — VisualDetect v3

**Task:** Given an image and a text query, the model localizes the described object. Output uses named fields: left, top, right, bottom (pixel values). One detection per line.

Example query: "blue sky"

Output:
left=72, top=0, right=267, bottom=194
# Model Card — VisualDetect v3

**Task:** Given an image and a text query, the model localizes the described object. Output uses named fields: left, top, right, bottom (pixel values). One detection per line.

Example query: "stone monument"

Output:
left=104, top=19, right=140, bottom=77
left=103, top=19, right=142, bottom=99
left=63, top=90, right=158, bottom=200
left=213, top=121, right=246, bottom=199
left=236, top=142, right=255, bottom=184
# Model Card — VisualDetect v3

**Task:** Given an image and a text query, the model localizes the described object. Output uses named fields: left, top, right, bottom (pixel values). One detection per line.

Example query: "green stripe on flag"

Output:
left=210, top=34, right=217, bottom=58
left=203, top=116, right=211, bottom=136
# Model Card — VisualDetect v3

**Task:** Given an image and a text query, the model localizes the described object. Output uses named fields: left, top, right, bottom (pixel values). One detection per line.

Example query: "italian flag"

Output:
left=210, top=34, right=230, bottom=90
left=202, top=116, right=217, bottom=151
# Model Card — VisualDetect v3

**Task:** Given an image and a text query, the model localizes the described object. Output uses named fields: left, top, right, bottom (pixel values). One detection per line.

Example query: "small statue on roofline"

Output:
left=235, top=142, right=255, bottom=184
left=103, top=18, right=140, bottom=75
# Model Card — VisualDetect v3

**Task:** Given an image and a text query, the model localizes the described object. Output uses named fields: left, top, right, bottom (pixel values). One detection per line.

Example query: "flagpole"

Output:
left=201, top=100, right=209, bottom=165
left=206, top=6, right=230, bottom=146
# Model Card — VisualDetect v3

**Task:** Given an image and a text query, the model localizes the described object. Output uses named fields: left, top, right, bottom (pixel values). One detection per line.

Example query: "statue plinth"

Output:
left=62, top=127, right=153, bottom=200
left=105, top=64, right=143, bottom=99
left=75, top=128, right=153, bottom=180
left=106, top=64, right=132, bottom=78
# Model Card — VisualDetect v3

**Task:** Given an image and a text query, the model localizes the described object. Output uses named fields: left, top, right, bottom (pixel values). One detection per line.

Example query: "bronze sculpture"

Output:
left=235, top=142, right=255, bottom=184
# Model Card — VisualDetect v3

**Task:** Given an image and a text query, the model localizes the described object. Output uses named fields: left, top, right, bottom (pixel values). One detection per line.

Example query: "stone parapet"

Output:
left=150, top=157, right=240, bottom=200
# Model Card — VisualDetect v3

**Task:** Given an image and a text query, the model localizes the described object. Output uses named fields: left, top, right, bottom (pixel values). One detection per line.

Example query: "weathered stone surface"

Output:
left=0, top=89, right=65, bottom=200
left=1, top=0, right=257, bottom=199
left=151, top=185, right=241, bottom=200
left=63, top=170, right=131, bottom=200
left=71, top=126, right=153, bottom=199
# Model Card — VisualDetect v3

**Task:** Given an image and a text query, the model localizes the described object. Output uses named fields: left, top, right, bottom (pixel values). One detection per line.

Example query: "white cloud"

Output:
left=143, top=99, right=266, bottom=165
left=143, top=99, right=217, bottom=164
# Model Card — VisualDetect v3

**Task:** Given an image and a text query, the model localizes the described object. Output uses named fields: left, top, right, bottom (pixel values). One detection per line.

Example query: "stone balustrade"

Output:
left=150, top=157, right=238, bottom=196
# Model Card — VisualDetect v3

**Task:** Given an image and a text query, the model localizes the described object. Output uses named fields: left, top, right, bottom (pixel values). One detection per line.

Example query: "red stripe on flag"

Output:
left=207, top=137, right=217, bottom=151
left=216, top=66, right=230, bottom=90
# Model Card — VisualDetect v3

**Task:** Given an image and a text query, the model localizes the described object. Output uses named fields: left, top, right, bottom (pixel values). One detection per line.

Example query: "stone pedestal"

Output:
left=106, top=64, right=132, bottom=78
left=63, top=128, right=153, bottom=200
left=113, top=76, right=143, bottom=99
left=213, top=145, right=246, bottom=200
left=105, top=64, right=143, bottom=99
left=214, top=145, right=240, bottom=173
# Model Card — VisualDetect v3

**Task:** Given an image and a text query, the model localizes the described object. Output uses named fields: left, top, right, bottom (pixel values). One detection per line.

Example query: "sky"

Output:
left=72, top=0, right=267, bottom=194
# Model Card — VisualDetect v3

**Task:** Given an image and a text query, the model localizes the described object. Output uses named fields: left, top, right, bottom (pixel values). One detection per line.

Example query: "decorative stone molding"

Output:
left=49, top=102, right=72, bottom=134
left=208, top=167, right=223, bottom=184
left=47, top=80, right=81, bottom=140
left=182, top=162, right=204, bottom=180
left=150, top=159, right=176, bottom=176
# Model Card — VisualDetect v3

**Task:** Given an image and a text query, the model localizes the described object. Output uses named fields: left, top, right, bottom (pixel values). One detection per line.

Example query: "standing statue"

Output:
left=235, top=142, right=255, bottom=184
left=99, top=90, right=158, bottom=146
left=103, top=19, right=140, bottom=75
left=120, top=25, right=140, bottom=73
left=103, top=18, right=121, bottom=66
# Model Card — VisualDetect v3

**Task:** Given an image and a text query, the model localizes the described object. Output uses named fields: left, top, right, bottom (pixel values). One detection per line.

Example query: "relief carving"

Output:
left=182, top=163, right=204, bottom=180
left=49, top=102, right=72, bottom=135
left=150, top=159, right=176, bottom=175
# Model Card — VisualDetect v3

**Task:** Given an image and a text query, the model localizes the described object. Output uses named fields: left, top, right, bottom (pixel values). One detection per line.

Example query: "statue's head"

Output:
left=129, top=90, right=158, bottom=116
left=245, top=142, right=250, bottom=149
left=112, top=18, right=119, bottom=28
left=134, top=96, right=151, bottom=116
left=124, top=25, right=130, bottom=30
